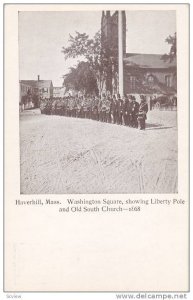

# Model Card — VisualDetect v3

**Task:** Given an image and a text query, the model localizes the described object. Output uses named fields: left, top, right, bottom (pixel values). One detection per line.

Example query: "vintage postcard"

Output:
left=4, top=3, right=189, bottom=292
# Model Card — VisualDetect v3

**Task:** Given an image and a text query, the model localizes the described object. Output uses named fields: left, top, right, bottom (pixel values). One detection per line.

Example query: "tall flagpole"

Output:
left=118, top=11, right=124, bottom=97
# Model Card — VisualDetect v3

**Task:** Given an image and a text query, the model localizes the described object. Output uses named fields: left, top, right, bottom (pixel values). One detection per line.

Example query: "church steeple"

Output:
left=101, top=10, right=126, bottom=95
left=122, top=11, right=126, bottom=57
left=106, top=11, right=111, bottom=18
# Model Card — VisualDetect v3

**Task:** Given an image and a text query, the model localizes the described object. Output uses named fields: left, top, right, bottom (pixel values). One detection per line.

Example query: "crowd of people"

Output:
left=40, top=94, right=149, bottom=130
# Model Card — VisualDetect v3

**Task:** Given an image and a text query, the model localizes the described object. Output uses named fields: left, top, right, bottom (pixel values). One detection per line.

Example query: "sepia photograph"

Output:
left=4, top=4, right=189, bottom=293
left=19, top=10, right=177, bottom=194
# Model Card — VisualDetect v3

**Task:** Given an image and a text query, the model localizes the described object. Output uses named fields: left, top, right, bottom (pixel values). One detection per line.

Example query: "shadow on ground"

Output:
left=146, top=123, right=173, bottom=130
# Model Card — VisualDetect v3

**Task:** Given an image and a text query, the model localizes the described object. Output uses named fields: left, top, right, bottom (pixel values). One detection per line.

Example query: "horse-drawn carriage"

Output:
left=151, top=94, right=177, bottom=110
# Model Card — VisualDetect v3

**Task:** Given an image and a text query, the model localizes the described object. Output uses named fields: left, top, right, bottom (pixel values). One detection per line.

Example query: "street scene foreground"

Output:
left=20, top=109, right=177, bottom=194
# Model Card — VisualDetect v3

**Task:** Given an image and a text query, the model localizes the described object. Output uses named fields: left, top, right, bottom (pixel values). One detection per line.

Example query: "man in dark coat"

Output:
left=110, top=95, right=118, bottom=124
left=106, top=96, right=112, bottom=123
left=92, top=96, right=99, bottom=121
left=128, top=95, right=133, bottom=127
left=131, top=96, right=140, bottom=128
left=137, top=95, right=148, bottom=130
left=117, top=94, right=124, bottom=125
left=101, top=95, right=108, bottom=122
left=123, top=95, right=131, bottom=126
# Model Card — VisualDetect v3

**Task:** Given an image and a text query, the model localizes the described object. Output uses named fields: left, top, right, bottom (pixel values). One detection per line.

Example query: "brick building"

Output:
left=101, top=11, right=177, bottom=98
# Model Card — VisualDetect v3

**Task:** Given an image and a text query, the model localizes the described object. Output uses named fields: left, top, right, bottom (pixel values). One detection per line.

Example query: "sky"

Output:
left=19, top=10, right=176, bottom=86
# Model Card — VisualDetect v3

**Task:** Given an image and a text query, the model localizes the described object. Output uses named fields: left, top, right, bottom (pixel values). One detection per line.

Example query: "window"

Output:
left=129, top=76, right=136, bottom=90
left=165, top=75, right=172, bottom=87
left=147, top=75, right=155, bottom=83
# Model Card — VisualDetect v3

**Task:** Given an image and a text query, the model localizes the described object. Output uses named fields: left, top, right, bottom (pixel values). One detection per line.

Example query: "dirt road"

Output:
left=20, top=109, right=177, bottom=194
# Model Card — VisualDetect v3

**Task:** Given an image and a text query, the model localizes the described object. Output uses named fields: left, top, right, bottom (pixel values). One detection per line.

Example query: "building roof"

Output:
left=124, top=53, right=176, bottom=69
left=20, top=80, right=53, bottom=88
left=37, top=80, right=52, bottom=88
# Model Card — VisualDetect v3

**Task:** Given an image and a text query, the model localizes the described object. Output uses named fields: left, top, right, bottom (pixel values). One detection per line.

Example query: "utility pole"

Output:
left=118, top=11, right=124, bottom=97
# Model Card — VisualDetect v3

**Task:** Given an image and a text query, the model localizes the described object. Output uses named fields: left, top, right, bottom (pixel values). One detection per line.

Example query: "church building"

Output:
left=101, top=11, right=177, bottom=98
